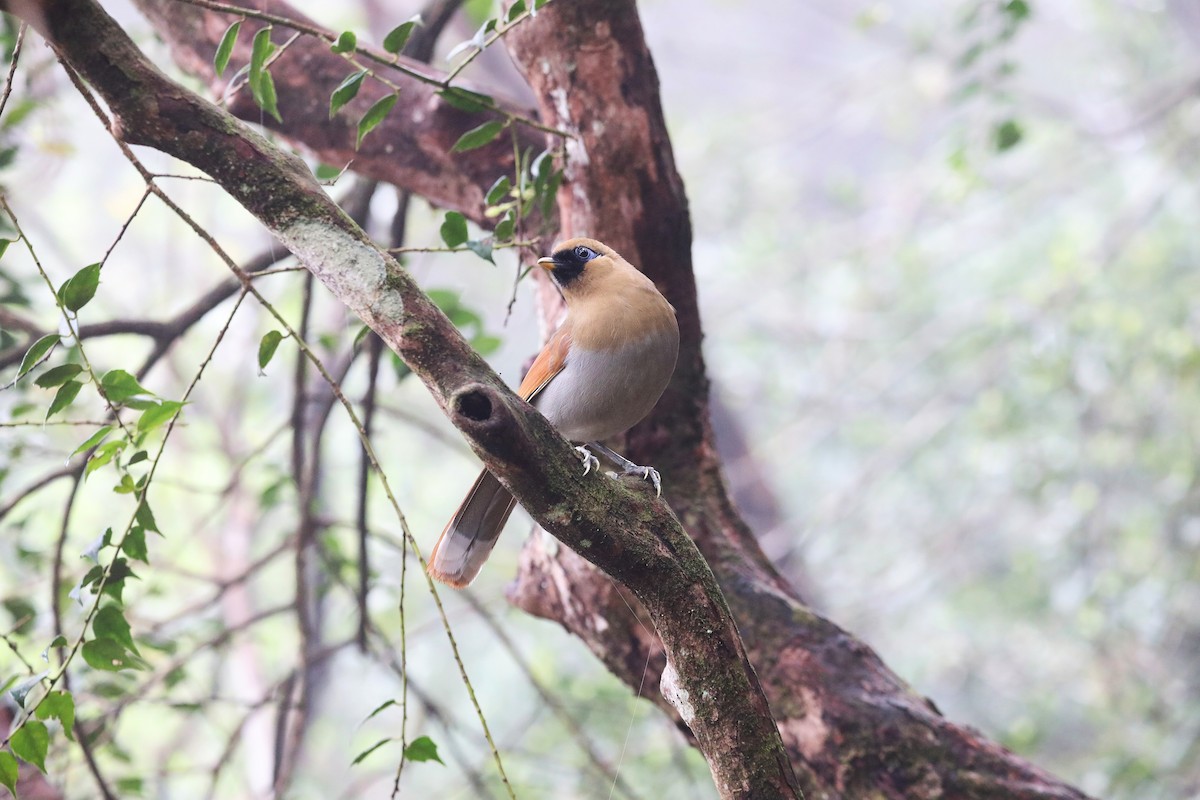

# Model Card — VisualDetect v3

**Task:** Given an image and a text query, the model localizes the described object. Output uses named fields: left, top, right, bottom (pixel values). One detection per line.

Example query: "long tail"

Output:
left=428, top=468, right=517, bottom=587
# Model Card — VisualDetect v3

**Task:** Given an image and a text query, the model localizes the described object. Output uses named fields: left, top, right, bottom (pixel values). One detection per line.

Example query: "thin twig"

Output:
left=356, top=332, right=383, bottom=652
left=0, top=23, right=26, bottom=118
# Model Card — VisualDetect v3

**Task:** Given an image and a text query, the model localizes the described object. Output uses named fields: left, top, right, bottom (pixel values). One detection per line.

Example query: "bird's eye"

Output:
left=574, top=245, right=595, bottom=261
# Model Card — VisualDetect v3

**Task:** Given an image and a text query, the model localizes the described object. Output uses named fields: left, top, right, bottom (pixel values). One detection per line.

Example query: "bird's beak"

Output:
left=536, top=256, right=556, bottom=271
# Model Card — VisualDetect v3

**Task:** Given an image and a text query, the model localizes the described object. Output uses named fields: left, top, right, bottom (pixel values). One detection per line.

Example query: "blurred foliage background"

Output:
left=1, top=0, right=1198, bottom=798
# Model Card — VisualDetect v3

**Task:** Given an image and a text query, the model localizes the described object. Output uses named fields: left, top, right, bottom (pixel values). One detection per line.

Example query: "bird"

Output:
left=427, top=237, right=680, bottom=588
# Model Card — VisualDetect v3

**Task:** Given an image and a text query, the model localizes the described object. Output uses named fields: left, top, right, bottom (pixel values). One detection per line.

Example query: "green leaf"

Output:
left=439, top=212, right=468, bottom=248
left=993, top=118, right=1023, bottom=152
left=494, top=209, right=515, bottom=241
left=72, top=425, right=112, bottom=457
left=426, top=289, right=460, bottom=312
left=531, top=148, right=553, bottom=187
left=10, top=719, right=48, bottom=773
left=259, top=474, right=290, bottom=508
left=128, top=450, right=148, bottom=466
left=465, top=240, right=494, bottom=264
left=3, top=598, right=34, bottom=634
left=58, top=262, right=101, bottom=312
left=253, top=69, right=282, bottom=123
left=90, top=680, right=129, bottom=699
left=451, top=120, right=504, bottom=152
left=135, top=500, right=159, bottom=534
left=472, top=334, right=502, bottom=356
left=100, top=369, right=151, bottom=404
left=258, top=330, right=284, bottom=371
left=9, top=401, right=35, bottom=418
left=124, top=526, right=148, bottom=563
left=46, top=380, right=82, bottom=421
left=33, top=362, right=82, bottom=388
left=329, top=70, right=367, bottom=118
left=214, top=20, right=241, bottom=77
left=330, top=30, right=357, bottom=54
left=35, top=690, right=75, bottom=741
left=137, top=400, right=183, bottom=433
left=249, top=26, right=275, bottom=88
left=114, top=473, right=136, bottom=495
left=356, top=94, right=397, bottom=148
left=485, top=174, right=511, bottom=206
left=350, top=737, right=393, bottom=766
left=0, top=751, right=17, bottom=798
left=403, top=735, right=445, bottom=765
left=313, top=163, right=342, bottom=181
left=364, top=698, right=397, bottom=721
left=445, top=305, right=480, bottom=329
left=0, top=238, right=11, bottom=260
left=81, top=637, right=148, bottom=672
left=17, top=333, right=58, bottom=378
left=540, top=169, right=562, bottom=217
left=78, top=567, right=102, bottom=594
left=163, top=667, right=188, bottom=689
left=246, top=27, right=280, bottom=121
left=383, top=16, right=422, bottom=54
left=115, top=777, right=144, bottom=796
left=101, top=559, right=138, bottom=605
left=94, top=605, right=137, bottom=653
left=506, top=0, right=527, bottom=22
left=86, top=439, right=126, bottom=477
left=1004, top=0, right=1030, bottom=21
left=436, top=87, right=496, bottom=114
left=1, top=98, right=36, bottom=131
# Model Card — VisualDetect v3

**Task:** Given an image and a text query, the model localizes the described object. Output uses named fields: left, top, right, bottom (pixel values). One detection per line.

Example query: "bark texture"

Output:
left=7, top=0, right=799, bottom=797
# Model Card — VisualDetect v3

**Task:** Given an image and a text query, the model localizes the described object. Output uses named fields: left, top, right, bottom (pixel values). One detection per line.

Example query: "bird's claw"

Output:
left=625, top=464, right=662, bottom=496
left=574, top=446, right=601, bottom=476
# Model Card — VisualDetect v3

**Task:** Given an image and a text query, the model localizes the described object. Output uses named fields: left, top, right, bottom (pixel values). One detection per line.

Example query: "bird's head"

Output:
left=536, top=237, right=624, bottom=298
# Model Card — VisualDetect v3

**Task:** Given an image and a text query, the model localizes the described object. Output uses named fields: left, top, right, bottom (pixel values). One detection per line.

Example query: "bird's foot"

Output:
left=574, top=445, right=601, bottom=476
left=625, top=463, right=662, bottom=496
left=587, top=440, right=663, bottom=496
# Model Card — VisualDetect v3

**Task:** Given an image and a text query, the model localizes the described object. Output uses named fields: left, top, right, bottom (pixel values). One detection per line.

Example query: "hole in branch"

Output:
left=456, top=389, right=493, bottom=421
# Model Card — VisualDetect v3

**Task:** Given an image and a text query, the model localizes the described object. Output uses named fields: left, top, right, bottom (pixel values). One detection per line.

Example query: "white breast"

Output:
left=533, top=330, right=679, bottom=442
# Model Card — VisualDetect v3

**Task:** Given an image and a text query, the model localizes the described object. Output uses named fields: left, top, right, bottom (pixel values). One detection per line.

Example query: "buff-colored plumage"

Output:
left=428, top=238, right=679, bottom=587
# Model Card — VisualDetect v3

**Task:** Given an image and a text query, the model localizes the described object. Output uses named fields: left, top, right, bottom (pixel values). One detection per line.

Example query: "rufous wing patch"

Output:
left=518, top=324, right=571, bottom=402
